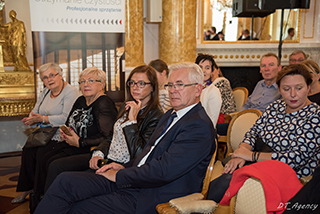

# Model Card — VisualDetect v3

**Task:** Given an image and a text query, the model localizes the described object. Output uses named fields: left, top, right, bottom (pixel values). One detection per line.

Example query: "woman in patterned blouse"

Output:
left=229, top=64, right=320, bottom=178
left=207, top=64, right=320, bottom=204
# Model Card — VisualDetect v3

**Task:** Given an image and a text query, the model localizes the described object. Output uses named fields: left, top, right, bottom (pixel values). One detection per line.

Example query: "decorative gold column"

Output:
left=159, top=0, right=197, bottom=64
left=0, top=40, right=4, bottom=72
left=125, top=0, right=144, bottom=67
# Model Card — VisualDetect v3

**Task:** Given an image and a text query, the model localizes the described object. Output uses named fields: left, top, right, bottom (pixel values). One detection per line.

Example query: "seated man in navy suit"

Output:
left=34, top=62, right=216, bottom=214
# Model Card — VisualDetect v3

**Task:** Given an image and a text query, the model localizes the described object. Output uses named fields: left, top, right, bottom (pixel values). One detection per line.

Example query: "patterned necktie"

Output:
left=159, top=112, right=177, bottom=137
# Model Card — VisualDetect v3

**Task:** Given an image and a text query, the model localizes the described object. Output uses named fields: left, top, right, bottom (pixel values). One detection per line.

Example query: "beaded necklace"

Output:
left=51, top=81, right=65, bottom=98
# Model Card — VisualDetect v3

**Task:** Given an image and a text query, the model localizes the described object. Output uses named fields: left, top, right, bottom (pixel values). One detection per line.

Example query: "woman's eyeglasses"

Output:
left=42, top=73, right=59, bottom=81
left=127, top=80, right=151, bottom=88
left=78, top=79, right=101, bottom=85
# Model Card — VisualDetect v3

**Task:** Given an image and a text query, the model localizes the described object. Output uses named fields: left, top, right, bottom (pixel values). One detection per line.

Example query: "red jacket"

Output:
left=220, top=160, right=303, bottom=214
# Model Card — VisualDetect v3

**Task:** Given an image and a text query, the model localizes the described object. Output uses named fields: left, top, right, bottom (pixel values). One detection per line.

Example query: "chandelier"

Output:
left=211, top=0, right=232, bottom=11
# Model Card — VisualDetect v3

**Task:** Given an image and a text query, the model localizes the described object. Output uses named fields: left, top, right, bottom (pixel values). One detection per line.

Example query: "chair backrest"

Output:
left=201, top=139, right=218, bottom=198
left=232, top=87, right=249, bottom=112
left=226, top=109, right=262, bottom=154
left=234, top=177, right=267, bottom=214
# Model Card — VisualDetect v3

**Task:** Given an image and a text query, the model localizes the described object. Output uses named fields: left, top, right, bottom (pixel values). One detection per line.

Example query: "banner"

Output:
left=29, top=0, right=125, bottom=32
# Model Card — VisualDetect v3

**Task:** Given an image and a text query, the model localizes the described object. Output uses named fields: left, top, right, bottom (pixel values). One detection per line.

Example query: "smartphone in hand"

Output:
left=60, top=125, right=72, bottom=136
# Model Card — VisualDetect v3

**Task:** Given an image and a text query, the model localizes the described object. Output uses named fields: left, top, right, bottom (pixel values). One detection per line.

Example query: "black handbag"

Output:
left=24, top=126, right=59, bottom=148
left=222, top=136, right=273, bottom=167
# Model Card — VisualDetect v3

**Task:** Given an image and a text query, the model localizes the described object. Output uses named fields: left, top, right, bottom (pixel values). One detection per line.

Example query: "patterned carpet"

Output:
left=0, top=155, right=29, bottom=214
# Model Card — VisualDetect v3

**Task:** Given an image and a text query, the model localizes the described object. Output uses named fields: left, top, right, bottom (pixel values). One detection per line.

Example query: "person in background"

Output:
left=218, top=31, right=224, bottom=41
left=44, top=65, right=163, bottom=192
left=241, top=53, right=282, bottom=113
left=204, top=30, right=211, bottom=41
left=207, top=26, right=219, bottom=40
left=289, top=50, right=307, bottom=65
left=207, top=64, right=320, bottom=204
left=301, top=60, right=320, bottom=105
left=34, top=62, right=215, bottom=214
left=238, top=29, right=250, bottom=40
left=149, top=59, right=171, bottom=112
left=284, top=28, right=295, bottom=40
left=196, top=53, right=235, bottom=130
left=12, top=63, right=80, bottom=204
left=195, top=54, right=222, bottom=127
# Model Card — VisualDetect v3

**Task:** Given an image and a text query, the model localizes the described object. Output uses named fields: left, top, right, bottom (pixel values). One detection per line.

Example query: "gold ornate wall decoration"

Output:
left=0, top=72, right=34, bottom=85
left=0, top=99, right=35, bottom=117
left=0, top=71, right=35, bottom=117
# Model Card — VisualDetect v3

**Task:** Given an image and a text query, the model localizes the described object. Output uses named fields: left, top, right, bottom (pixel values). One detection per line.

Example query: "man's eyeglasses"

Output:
left=42, top=73, right=59, bottom=81
left=127, top=80, right=151, bottom=88
left=79, top=79, right=101, bottom=85
left=164, top=83, right=198, bottom=91
left=289, top=58, right=305, bottom=63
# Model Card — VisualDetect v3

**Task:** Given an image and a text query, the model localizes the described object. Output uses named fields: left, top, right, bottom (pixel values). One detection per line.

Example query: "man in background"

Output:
left=289, top=50, right=307, bottom=65
left=241, top=53, right=282, bottom=112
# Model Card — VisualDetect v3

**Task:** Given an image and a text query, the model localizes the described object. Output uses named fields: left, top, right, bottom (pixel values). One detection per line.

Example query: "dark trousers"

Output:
left=17, top=140, right=89, bottom=196
left=17, top=140, right=65, bottom=193
left=35, top=171, right=138, bottom=214
left=206, top=173, right=233, bottom=203
left=44, top=153, right=91, bottom=192
left=283, top=167, right=320, bottom=214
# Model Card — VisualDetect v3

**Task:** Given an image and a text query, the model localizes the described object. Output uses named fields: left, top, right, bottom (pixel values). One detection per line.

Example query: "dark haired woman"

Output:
left=149, top=59, right=172, bottom=112
left=196, top=53, right=236, bottom=125
left=44, top=65, right=163, bottom=191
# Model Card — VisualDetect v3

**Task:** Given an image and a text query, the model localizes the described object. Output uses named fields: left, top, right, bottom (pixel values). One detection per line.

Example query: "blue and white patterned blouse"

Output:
left=243, top=99, right=320, bottom=178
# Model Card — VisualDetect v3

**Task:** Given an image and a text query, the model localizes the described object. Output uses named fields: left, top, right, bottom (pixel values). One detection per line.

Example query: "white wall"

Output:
left=143, top=0, right=160, bottom=64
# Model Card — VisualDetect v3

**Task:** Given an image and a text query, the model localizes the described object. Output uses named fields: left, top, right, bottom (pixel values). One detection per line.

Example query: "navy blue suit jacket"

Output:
left=116, top=102, right=216, bottom=213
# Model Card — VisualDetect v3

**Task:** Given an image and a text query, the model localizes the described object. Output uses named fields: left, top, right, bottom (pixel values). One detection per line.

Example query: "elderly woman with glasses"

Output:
left=43, top=65, right=163, bottom=194
left=15, top=67, right=118, bottom=212
left=12, top=63, right=80, bottom=204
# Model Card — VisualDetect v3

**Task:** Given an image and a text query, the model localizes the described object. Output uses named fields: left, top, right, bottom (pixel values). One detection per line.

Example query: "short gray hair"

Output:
left=80, top=67, right=106, bottom=84
left=39, top=63, right=63, bottom=76
left=169, top=62, right=204, bottom=84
